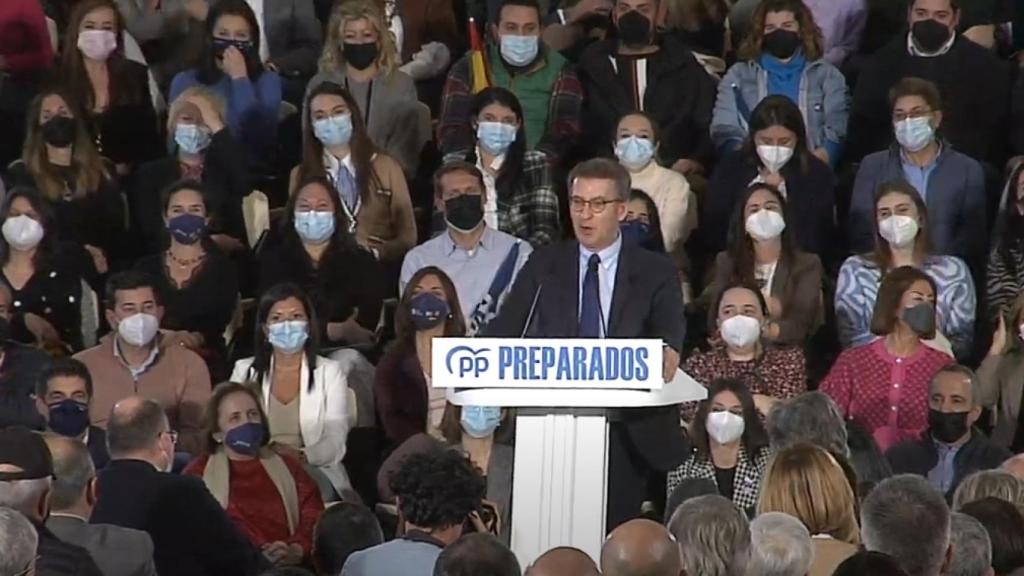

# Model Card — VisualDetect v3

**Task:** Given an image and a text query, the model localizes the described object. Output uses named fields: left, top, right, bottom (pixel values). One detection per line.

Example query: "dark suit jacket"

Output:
left=91, top=459, right=268, bottom=576
left=86, top=426, right=110, bottom=470
left=262, top=0, right=322, bottom=76
left=486, top=240, right=688, bottom=529
left=35, top=521, right=104, bottom=576
left=886, top=429, right=1012, bottom=501
left=706, top=250, right=824, bottom=345
left=46, top=514, right=157, bottom=576
left=0, top=342, right=50, bottom=428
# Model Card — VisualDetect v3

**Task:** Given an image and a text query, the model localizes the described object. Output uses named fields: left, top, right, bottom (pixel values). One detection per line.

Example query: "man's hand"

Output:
left=184, top=0, right=209, bottom=21
left=989, top=314, right=1009, bottom=357
left=187, top=95, right=224, bottom=134
left=663, top=346, right=680, bottom=383
left=812, top=147, right=830, bottom=165
left=83, top=244, right=109, bottom=275
left=24, top=313, right=61, bottom=345
left=567, top=0, right=613, bottom=23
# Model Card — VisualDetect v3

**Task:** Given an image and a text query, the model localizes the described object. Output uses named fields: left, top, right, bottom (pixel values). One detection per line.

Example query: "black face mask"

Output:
left=902, top=302, right=936, bottom=336
left=928, top=408, right=970, bottom=444
left=912, top=19, right=952, bottom=53
left=762, top=29, right=802, bottom=59
left=41, top=116, right=76, bottom=148
left=617, top=10, right=653, bottom=47
left=212, top=37, right=254, bottom=58
left=444, top=194, right=484, bottom=233
left=344, top=42, right=379, bottom=70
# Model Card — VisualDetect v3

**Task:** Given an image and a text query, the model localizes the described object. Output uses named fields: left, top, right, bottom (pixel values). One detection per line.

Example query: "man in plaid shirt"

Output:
left=438, top=0, right=583, bottom=166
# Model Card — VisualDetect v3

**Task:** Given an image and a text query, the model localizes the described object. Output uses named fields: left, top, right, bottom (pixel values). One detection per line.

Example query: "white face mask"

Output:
left=745, top=209, right=786, bottom=241
left=2, top=215, right=44, bottom=251
left=894, top=116, right=935, bottom=153
left=878, top=214, right=919, bottom=249
left=756, top=144, right=794, bottom=173
left=720, top=314, right=762, bottom=349
left=706, top=410, right=746, bottom=444
left=118, top=313, right=160, bottom=347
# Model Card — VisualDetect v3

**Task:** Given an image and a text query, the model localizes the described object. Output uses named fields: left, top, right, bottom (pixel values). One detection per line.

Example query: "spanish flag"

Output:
left=468, top=17, right=490, bottom=93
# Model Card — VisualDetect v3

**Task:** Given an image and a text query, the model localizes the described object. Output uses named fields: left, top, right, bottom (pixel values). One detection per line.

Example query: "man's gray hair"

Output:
left=748, top=512, right=815, bottom=576
left=930, top=364, right=982, bottom=408
left=50, top=439, right=95, bottom=511
left=947, top=512, right=992, bottom=576
left=767, top=392, right=849, bottom=457
left=668, top=495, right=750, bottom=576
left=0, top=507, right=38, bottom=576
left=861, top=475, right=951, bottom=576
left=567, top=158, right=632, bottom=201
left=0, top=474, right=51, bottom=520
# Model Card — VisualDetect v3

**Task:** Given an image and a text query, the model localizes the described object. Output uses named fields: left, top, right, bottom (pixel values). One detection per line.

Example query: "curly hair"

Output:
left=319, top=0, right=398, bottom=76
left=389, top=450, right=486, bottom=530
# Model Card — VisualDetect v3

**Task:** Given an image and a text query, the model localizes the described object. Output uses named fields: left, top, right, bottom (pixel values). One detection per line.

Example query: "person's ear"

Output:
left=941, top=544, right=954, bottom=574
left=968, top=405, right=982, bottom=426
left=34, top=395, right=48, bottom=421
left=86, top=477, right=98, bottom=506
left=155, top=305, right=165, bottom=323
left=104, top=309, right=119, bottom=331
left=39, top=487, right=52, bottom=520
left=933, top=110, right=943, bottom=129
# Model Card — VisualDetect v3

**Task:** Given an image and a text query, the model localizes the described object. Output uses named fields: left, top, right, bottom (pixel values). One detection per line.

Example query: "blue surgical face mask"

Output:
left=461, top=405, right=502, bottom=438
left=174, top=123, right=211, bottom=155
left=294, top=210, right=335, bottom=244
left=619, top=219, right=651, bottom=246
left=267, top=320, right=309, bottom=353
left=409, top=292, right=450, bottom=331
left=48, top=399, right=90, bottom=437
left=500, top=34, right=539, bottom=67
left=313, top=113, right=353, bottom=148
left=224, top=422, right=264, bottom=456
left=614, top=136, right=655, bottom=170
left=477, top=121, right=517, bottom=156
left=894, top=116, right=935, bottom=153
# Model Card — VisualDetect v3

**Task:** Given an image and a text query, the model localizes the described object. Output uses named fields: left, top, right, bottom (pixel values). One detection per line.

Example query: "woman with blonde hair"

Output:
left=305, top=0, right=420, bottom=176
left=757, top=443, right=859, bottom=576
left=952, top=470, right=1024, bottom=511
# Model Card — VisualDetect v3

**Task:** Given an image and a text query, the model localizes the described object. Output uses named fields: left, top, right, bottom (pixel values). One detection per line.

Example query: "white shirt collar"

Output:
left=475, top=145, right=505, bottom=172
left=579, top=233, right=623, bottom=271
left=323, top=151, right=355, bottom=177
left=907, top=30, right=955, bottom=57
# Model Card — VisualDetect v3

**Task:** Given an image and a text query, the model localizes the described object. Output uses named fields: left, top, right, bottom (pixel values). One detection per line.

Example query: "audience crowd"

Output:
left=3, top=0, right=1024, bottom=575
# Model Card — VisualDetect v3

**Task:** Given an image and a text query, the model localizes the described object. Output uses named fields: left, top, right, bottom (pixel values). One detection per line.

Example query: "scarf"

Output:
left=203, top=447, right=300, bottom=535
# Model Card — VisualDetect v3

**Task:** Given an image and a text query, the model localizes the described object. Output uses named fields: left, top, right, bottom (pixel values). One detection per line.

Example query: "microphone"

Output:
left=520, top=283, right=543, bottom=338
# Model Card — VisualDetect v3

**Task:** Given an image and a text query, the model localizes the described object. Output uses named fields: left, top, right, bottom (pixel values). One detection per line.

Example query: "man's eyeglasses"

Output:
left=162, top=430, right=179, bottom=444
left=570, top=196, right=621, bottom=214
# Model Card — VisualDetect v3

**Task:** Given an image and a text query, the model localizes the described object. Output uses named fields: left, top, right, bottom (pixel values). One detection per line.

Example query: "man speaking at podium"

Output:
left=487, top=158, right=688, bottom=531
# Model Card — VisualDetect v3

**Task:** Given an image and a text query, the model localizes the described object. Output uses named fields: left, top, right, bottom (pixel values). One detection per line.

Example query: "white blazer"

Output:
left=231, top=355, right=350, bottom=492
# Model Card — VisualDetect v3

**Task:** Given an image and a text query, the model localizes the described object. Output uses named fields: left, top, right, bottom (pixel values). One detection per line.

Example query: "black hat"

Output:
left=0, top=426, right=53, bottom=481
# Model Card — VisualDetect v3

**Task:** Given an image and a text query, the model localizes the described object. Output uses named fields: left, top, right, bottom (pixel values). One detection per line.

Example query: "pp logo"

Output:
left=446, top=346, right=491, bottom=378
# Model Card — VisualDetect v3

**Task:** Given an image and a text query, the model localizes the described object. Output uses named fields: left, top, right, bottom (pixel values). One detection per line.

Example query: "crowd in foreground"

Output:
left=3, top=0, right=1024, bottom=574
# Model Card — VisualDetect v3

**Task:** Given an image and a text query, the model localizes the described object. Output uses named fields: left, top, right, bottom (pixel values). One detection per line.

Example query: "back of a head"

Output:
left=948, top=512, right=993, bottom=576
left=766, top=392, right=848, bottom=457
left=526, top=547, right=599, bottom=576
left=861, top=475, right=951, bottom=576
left=665, top=478, right=717, bottom=523
left=748, top=512, right=814, bottom=576
left=313, top=502, right=384, bottom=576
left=668, top=495, right=750, bottom=576
left=433, top=533, right=521, bottom=576
left=106, top=397, right=167, bottom=457
left=389, top=450, right=486, bottom=531
left=953, top=470, right=1024, bottom=511
left=960, top=497, right=1024, bottom=576
left=601, top=519, right=681, bottom=576
left=832, top=551, right=911, bottom=576
left=46, top=435, right=95, bottom=511
left=0, top=507, right=38, bottom=576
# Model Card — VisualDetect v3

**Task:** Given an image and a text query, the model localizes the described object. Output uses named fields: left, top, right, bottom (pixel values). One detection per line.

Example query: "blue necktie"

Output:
left=579, top=253, right=602, bottom=338
left=336, top=164, right=358, bottom=211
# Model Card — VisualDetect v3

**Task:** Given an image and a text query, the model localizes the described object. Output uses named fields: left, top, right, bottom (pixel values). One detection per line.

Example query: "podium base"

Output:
left=510, top=409, right=609, bottom=567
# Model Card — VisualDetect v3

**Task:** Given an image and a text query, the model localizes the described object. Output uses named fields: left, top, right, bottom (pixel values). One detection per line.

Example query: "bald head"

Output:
left=1002, top=454, right=1024, bottom=481
left=106, top=396, right=170, bottom=467
left=601, top=519, right=681, bottom=576
left=527, top=547, right=600, bottom=576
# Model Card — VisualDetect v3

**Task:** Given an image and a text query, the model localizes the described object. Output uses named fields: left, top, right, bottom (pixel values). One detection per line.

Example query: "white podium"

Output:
left=433, top=338, right=707, bottom=567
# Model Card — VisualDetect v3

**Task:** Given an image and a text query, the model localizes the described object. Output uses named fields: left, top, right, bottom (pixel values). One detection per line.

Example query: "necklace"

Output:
left=167, top=249, right=205, bottom=268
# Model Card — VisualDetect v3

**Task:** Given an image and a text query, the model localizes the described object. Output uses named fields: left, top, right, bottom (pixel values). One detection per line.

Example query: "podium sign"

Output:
left=432, top=338, right=664, bottom=390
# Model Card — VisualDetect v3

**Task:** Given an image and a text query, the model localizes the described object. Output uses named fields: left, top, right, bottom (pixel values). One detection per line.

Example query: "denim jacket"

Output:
left=711, top=58, right=849, bottom=155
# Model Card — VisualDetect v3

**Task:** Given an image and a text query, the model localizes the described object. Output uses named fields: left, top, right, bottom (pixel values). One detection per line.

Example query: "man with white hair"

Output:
left=668, top=494, right=750, bottom=576
left=861, top=474, right=952, bottom=576
left=948, top=512, right=994, bottom=576
left=0, top=427, right=103, bottom=576
left=748, top=512, right=814, bottom=576
left=0, top=506, right=38, bottom=576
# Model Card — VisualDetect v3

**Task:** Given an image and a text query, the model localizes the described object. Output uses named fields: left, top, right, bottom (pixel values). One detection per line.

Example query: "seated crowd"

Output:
left=4, top=0, right=1024, bottom=575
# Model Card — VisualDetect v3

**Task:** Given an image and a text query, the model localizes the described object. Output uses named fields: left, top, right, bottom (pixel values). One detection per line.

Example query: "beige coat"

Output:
left=977, top=352, right=1024, bottom=448
left=809, top=537, right=858, bottom=576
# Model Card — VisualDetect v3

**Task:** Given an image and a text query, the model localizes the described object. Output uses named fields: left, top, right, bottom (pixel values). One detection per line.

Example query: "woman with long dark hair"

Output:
left=986, top=161, right=1024, bottom=321
left=623, top=189, right=668, bottom=254
left=230, top=282, right=351, bottom=496
left=292, top=81, right=415, bottom=266
left=442, top=87, right=560, bottom=248
left=258, top=176, right=384, bottom=347
left=666, top=378, right=771, bottom=515
left=57, top=0, right=160, bottom=172
left=133, top=181, right=239, bottom=380
left=704, top=95, right=836, bottom=266
left=7, top=88, right=127, bottom=278
left=374, top=265, right=465, bottom=449
left=169, top=0, right=282, bottom=170
left=0, top=188, right=86, bottom=351
left=704, top=183, right=823, bottom=345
